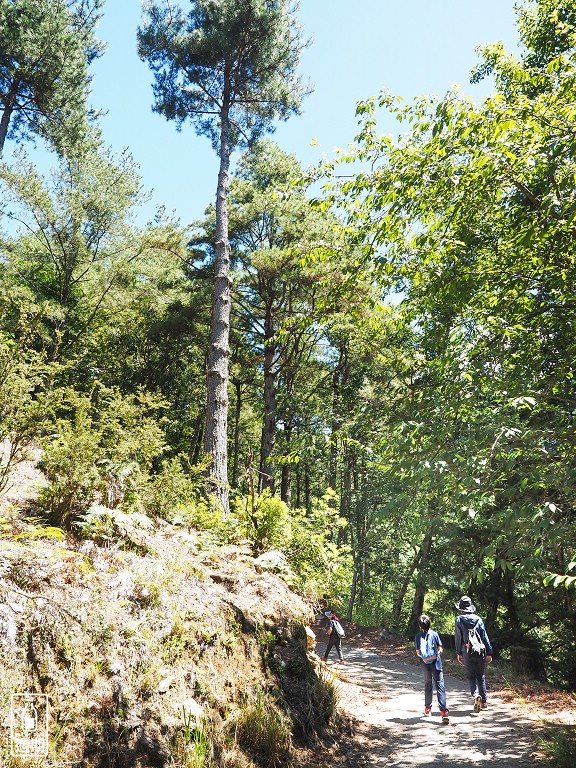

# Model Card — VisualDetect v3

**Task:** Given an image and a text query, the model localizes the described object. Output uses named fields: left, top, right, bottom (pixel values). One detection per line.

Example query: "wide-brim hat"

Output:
left=455, top=595, right=476, bottom=613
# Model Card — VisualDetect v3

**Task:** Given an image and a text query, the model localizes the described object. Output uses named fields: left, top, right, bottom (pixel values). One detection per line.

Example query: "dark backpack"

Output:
left=418, top=631, right=437, bottom=664
left=466, top=621, right=486, bottom=658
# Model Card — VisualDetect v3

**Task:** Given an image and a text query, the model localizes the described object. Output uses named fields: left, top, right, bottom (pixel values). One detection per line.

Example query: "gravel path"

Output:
left=328, top=647, right=540, bottom=767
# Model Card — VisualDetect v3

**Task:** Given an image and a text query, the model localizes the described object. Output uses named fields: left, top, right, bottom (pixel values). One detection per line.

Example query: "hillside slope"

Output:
left=0, top=509, right=337, bottom=767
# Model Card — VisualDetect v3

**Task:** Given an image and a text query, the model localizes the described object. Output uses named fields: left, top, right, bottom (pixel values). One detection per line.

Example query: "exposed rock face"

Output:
left=0, top=522, right=322, bottom=767
left=306, top=625, right=317, bottom=652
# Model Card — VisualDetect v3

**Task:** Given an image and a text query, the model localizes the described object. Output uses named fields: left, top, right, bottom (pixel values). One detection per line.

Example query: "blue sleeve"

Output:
left=455, top=618, right=464, bottom=654
left=434, top=631, right=443, bottom=650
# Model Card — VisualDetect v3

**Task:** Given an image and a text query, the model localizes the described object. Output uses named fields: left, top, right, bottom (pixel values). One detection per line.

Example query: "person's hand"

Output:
left=486, top=655, right=493, bottom=663
left=457, top=654, right=463, bottom=665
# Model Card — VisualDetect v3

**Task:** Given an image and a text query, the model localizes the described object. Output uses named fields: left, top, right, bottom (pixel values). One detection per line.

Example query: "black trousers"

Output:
left=324, top=634, right=343, bottom=661
left=464, top=652, right=487, bottom=701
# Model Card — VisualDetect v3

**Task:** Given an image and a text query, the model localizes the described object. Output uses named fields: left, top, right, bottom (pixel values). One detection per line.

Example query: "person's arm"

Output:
left=415, top=634, right=422, bottom=657
left=479, top=619, right=493, bottom=661
left=455, top=619, right=464, bottom=663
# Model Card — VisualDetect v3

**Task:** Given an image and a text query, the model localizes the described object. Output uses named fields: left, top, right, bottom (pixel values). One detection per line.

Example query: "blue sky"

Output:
left=87, top=1, right=519, bottom=225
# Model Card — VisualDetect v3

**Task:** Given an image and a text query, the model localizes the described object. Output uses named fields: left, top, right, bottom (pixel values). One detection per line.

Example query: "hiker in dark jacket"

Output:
left=321, top=610, right=345, bottom=664
left=455, top=595, right=493, bottom=711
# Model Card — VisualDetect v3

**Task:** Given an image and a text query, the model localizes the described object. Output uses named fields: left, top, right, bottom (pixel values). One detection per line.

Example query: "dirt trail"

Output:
left=327, top=647, right=541, bottom=767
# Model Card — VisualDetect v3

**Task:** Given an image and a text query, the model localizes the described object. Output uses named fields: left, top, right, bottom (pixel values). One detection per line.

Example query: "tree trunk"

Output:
left=295, top=459, right=301, bottom=507
left=204, top=106, right=232, bottom=513
left=391, top=532, right=433, bottom=627
left=338, top=446, right=352, bottom=546
left=232, top=377, right=242, bottom=489
left=355, top=484, right=369, bottom=610
left=359, top=559, right=368, bottom=605
left=347, top=561, right=358, bottom=621
left=329, top=349, right=349, bottom=491
left=259, top=306, right=276, bottom=493
left=486, top=560, right=503, bottom=629
left=190, top=411, right=204, bottom=465
left=0, top=80, right=19, bottom=156
left=503, top=571, right=519, bottom=633
left=329, top=368, right=340, bottom=491
left=408, top=584, right=426, bottom=635
left=280, top=421, right=292, bottom=505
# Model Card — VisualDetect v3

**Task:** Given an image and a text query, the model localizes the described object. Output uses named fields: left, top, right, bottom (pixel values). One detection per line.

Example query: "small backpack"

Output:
left=418, top=630, right=437, bottom=664
left=466, top=621, right=486, bottom=658
left=333, top=620, right=345, bottom=638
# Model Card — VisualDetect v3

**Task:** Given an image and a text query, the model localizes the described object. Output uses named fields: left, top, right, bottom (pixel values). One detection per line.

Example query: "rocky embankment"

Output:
left=0, top=516, right=335, bottom=767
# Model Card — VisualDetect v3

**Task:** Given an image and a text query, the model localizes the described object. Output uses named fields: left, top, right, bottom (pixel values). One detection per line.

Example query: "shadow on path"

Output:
left=326, top=647, right=539, bottom=767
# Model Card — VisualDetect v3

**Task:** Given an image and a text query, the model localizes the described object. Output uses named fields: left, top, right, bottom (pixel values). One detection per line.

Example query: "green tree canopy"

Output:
left=0, top=0, right=103, bottom=156
left=323, top=0, right=576, bottom=682
left=0, top=131, right=185, bottom=364
left=137, top=0, right=308, bottom=149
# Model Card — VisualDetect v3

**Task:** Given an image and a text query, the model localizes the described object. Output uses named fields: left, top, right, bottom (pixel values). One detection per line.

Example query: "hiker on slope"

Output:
left=455, top=595, right=493, bottom=712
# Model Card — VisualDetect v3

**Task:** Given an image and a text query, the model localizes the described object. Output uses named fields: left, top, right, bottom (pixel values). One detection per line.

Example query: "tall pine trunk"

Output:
left=280, top=367, right=296, bottom=504
left=329, top=348, right=349, bottom=491
left=189, top=411, right=205, bottom=465
left=204, top=106, right=232, bottom=513
left=259, top=307, right=276, bottom=493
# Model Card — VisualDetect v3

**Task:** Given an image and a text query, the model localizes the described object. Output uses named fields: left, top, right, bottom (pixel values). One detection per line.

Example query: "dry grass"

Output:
left=236, top=695, right=292, bottom=768
left=0, top=518, right=316, bottom=767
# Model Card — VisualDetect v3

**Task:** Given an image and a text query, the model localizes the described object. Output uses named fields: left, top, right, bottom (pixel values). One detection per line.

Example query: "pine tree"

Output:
left=0, top=0, right=103, bottom=156
left=138, top=0, right=309, bottom=512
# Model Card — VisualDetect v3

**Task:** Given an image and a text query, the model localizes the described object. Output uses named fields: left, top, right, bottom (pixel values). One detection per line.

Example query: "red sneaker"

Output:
left=423, top=707, right=432, bottom=716
left=441, top=710, right=450, bottom=724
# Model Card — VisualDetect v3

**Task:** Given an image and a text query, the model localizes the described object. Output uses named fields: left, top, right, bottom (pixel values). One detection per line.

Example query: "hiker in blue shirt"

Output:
left=320, top=610, right=345, bottom=664
left=455, top=595, right=493, bottom=712
left=415, top=614, right=449, bottom=723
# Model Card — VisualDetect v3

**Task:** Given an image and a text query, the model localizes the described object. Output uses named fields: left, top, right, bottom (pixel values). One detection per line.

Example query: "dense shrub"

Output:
left=143, top=454, right=215, bottom=529
left=0, top=334, right=54, bottom=493
left=233, top=491, right=291, bottom=553
left=231, top=489, right=351, bottom=600
left=38, top=386, right=167, bottom=527
left=287, top=491, right=351, bottom=599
